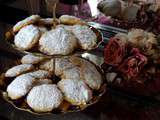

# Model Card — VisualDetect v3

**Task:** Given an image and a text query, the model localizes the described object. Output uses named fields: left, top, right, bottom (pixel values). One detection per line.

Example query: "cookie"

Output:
left=39, top=27, right=77, bottom=55
left=14, top=25, right=40, bottom=50
left=55, top=56, right=103, bottom=90
left=55, top=57, right=75, bottom=76
left=27, top=84, right=63, bottom=112
left=81, top=59, right=103, bottom=90
left=13, top=15, right=40, bottom=33
left=21, top=54, right=45, bottom=64
left=58, top=79, right=92, bottom=105
left=27, top=70, right=51, bottom=79
left=5, top=64, right=34, bottom=77
left=71, top=25, right=97, bottom=50
left=59, top=15, right=86, bottom=25
left=7, top=74, right=36, bottom=100
left=62, top=67, right=81, bottom=80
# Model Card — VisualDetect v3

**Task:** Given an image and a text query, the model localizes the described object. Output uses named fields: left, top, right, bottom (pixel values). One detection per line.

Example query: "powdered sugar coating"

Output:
left=5, top=64, right=34, bottom=77
left=13, top=15, right=40, bottom=33
left=81, top=59, right=103, bottom=90
left=62, top=67, right=81, bottom=80
left=27, top=70, right=51, bottom=79
left=72, top=25, right=97, bottom=50
left=27, top=84, right=63, bottom=112
left=7, top=74, right=36, bottom=100
left=55, top=56, right=103, bottom=90
left=70, top=57, right=103, bottom=90
left=55, top=57, right=75, bottom=76
left=21, top=54, right=45, bottom=64
left=14, top=25, right=40, bottom=50
left=58, top=79, right=92, bottom=105
left=39, top=27, right=77, bottom=55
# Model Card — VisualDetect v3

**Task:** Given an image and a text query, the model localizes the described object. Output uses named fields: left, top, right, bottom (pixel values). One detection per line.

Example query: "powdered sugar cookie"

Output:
left=27, top=70, right=51, bottom=79
left=59, top=15, right=86, bottom=25
left=14, top=25, right=40, bottom=50
left=27, top=84, right=63, bottom=112
left=72, top=25, right=97, bottom=50
left=5, top=64, right=34, bottom=77
left=58, top=79, right=92, bottom=105
left=39, top=27, right=77, bottom=55
left=81, top=58, right=103, bottom=90
left=7, top=74, right=36, bottom=100
left=62, top=67, right=81, bottom=80
left=21, top=54, right=45, bottom=64
left=13, top=15, right=40, bottom=33
left=55, top=57, right=75, bottom=76
left=55, top=56, right=103, bottom=90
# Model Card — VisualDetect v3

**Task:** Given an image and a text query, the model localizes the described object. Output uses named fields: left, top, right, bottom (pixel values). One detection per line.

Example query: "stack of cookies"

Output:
left=12, top=15, right=99, bottom=55
left=2, top=15, right=105, bottom=113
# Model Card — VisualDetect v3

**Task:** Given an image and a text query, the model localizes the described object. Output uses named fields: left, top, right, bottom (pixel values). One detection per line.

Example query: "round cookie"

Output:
left=7, top=74, right=36, bottom=100
left=14, top=25, right=40, bottom=50
left=27, top=84, right=63, bottom=112
left=27, top=70, right=51, bottom=79
left=70, top=57, right=103, bottom=90
left=62, top=67, right=81, bottom=80
left=13, top=15, right=40, bottom=33
left=55, top=56, right=103, bottom=90
left=59, top=15, right=86, bottom=25
left=81, top=58, right=103, bottom=90
left=5, top=64, right=34, bottom=77
left=71, top=25, right=97, bottom=50
left=21, top=54, right=45, bottom=64
left=58, top=79, right=92, bottom=105
left=39, top=27, right=77, bottom=55
left=55, top=57, right=75, bottom=76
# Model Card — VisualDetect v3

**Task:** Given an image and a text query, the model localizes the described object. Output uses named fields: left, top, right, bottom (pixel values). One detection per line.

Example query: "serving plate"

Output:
left=5, top=24, right=103, bottom=57
left=0, top=54, right=106, bottom=115
left=0, top=84, right=106, bottom=115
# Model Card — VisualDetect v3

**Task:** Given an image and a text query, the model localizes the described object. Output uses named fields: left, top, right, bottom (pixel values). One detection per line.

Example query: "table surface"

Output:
left=0, top=2, right=160, bottom=120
